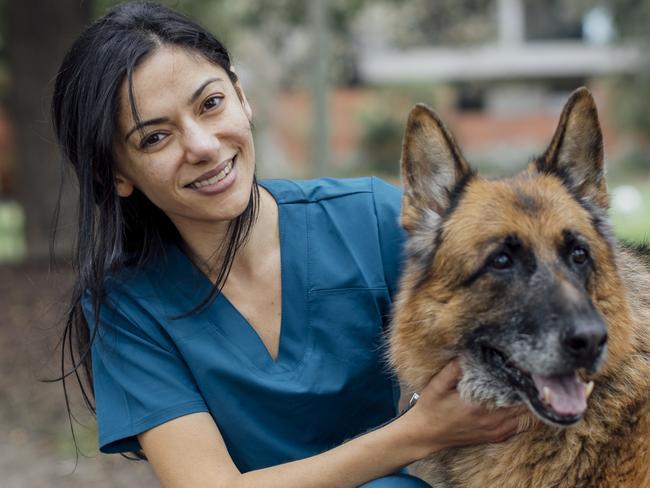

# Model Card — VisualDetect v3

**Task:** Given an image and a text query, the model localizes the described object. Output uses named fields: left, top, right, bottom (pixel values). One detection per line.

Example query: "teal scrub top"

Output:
left=83, top=177, right=408, bottom=473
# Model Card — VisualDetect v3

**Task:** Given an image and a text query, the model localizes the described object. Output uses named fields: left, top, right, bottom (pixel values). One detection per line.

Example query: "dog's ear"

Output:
left=536, top=87, right=608, bottom=208
left=400, top=103, right=472, bottom=231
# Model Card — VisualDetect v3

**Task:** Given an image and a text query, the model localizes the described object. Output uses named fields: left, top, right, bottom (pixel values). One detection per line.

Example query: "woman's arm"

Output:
left=139, top=361, right=522, bottom=488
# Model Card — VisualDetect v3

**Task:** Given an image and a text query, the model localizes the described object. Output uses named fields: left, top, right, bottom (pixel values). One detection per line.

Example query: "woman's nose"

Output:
left=182, top=121, right=221, bottom=164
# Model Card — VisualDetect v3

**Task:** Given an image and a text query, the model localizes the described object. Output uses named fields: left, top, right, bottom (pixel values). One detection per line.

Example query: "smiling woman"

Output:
left=50, top=2, right=524, bottom=488
left=112, top=47, right=256, bottom=244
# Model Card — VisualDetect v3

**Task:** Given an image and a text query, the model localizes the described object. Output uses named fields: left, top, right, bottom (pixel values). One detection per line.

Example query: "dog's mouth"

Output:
left=483, top=346, right=594, bottom=426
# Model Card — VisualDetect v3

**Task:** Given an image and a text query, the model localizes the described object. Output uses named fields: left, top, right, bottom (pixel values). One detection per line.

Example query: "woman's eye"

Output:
left=202, top=95, right=224, bottom=113
left=491, top=252, right=513, bottom=270
left=571, top=247, right=589, bottom=265
left=140, top=132, right=166, bottom=149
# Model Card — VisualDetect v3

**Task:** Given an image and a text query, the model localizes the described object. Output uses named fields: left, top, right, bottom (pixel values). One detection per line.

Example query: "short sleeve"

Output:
left=370, top=177, right=406, bottom=298
left=82, top=288, right=208, bottom=454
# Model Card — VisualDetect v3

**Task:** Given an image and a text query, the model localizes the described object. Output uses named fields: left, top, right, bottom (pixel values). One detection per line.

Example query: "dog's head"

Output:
left=392, top=88, right=631, bottom=427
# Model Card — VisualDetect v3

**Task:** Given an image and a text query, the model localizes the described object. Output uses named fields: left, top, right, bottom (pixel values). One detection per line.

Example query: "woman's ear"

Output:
left=115, top=171, right=134, bottom=197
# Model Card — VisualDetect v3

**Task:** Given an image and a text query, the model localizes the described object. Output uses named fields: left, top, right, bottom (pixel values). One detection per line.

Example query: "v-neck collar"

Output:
left=164, top=181, right=312, bottom=374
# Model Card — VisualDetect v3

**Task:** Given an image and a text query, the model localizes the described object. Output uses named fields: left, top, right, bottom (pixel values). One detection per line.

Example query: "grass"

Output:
left=53, top=422, right=100, bottom=459
left=609, top=180, right=650, bottom=244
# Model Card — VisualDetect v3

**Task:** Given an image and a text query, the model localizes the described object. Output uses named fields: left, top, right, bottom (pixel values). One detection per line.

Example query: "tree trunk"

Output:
left=4, top=0, right=91, bottom=262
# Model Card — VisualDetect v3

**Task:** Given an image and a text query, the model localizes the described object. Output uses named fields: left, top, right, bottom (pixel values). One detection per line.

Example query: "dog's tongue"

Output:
left=531, top=373, right=587, bottom=417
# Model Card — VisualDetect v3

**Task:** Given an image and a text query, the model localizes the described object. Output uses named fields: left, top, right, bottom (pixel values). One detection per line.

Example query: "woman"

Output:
left=52, top=2, right=522, bottom=487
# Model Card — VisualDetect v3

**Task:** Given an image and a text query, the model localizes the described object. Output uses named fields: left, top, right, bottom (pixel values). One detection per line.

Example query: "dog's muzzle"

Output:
left=464, top=316, right=607, bottom=427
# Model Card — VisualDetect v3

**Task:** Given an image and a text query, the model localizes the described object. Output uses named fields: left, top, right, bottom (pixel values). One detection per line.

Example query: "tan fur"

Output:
left=390, top=88, right=650, bottom=487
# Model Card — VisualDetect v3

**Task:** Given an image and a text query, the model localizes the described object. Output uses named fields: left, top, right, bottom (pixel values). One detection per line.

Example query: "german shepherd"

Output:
left=389, top=88, right=650, bottom=487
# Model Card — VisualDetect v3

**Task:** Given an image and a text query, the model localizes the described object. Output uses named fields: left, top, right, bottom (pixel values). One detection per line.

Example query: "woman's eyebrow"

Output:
left=188, top=77, right=222, bottom=105
left=124, top=77, right=224, bottom=142
left=125, top=117, right=169, bottom=142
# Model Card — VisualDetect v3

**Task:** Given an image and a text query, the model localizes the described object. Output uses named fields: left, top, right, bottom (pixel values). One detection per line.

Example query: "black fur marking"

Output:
left=534, top=156, right=579, bottom=192
left=583, top=105, right=604, bottom=162
left=577, top=197, right=616, bottom=252
left=514, top=188, right=543, bottom=215
left=433, top=109, right=467, bottom=174
left=539, top=93, right=577, bottom=171
left=533, top=160, right=616, bottom=253
left=461, top=260, right=488, bottom=288
left=464, top=323, right=585, bottom=426
left=561, top=230, right=591, bottom=259
left=410, top=119, right=423, bottom=132
left=410, top=171, right=476, bottom=291
left=558, top=230, right=601, bottom=299
left=443, top=169, right=476, bottom=218
left=461, top=234, right=536, bottom=288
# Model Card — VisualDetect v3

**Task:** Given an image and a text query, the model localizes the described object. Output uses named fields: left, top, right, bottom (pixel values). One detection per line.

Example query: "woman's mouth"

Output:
left=185, top=155, right=238, bottom=193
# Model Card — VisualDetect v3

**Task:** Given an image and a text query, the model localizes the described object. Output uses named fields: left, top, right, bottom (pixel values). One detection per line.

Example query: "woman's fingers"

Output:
left=410, top=359, right=533, bottom=452
left=426, top=359, right=463, bottom=395
left=489, top=414, right=529, bottom=443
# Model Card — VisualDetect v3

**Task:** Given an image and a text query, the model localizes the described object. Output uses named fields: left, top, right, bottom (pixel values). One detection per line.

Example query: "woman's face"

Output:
left=113, top=45, right=255, bottom=235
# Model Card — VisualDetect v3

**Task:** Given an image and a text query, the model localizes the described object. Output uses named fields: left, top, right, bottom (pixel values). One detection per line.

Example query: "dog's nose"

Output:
left=562, top=320, right=607, bottom=361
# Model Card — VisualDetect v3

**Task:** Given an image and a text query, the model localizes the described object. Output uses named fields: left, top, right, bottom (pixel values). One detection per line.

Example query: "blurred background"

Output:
left=0, top=0, right=648, bottom=486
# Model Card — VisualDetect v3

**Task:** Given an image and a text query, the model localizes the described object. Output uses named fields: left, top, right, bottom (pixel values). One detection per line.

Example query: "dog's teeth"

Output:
left=585, top=381, right=594, bottom=398
left=543, top=386, right=552, bottom=405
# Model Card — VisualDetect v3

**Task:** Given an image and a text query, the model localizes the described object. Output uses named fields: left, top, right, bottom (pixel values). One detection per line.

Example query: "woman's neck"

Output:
left=176, top=185, right=278, bottom=282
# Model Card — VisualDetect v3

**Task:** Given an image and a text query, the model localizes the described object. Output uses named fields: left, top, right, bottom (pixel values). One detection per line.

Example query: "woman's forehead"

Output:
left=117, top=46, right=230, bottom=123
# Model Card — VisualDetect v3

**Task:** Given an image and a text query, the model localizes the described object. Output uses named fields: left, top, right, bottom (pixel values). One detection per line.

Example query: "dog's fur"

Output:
left=389, top=88, right=650, bottom=487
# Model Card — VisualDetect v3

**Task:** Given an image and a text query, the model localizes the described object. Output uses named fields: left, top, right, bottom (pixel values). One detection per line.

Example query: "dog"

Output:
left=389, top=87, right=650, bottom=487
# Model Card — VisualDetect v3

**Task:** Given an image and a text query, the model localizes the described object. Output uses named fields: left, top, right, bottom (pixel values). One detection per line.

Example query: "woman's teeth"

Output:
left=190, top=159, right=234, bottom=189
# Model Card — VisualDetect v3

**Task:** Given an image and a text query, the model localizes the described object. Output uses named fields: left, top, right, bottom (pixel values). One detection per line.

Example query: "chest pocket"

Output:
left=306, top=286, right=396, bottom=436
left=308, top=287, right=391, bottom=369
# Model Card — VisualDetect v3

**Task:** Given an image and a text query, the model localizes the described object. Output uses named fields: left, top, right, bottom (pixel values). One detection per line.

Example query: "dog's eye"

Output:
left=571, top=247, right=589, bottom=265
left=491, top=252, right=513, bottom=270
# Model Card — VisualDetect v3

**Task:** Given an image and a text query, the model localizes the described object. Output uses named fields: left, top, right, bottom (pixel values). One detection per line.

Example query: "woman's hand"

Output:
left=404, top=359, right=526, bottom=457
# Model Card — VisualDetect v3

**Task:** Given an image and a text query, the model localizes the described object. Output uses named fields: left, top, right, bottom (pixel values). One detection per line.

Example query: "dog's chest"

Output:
left=413, top=419, right=650, bottom=488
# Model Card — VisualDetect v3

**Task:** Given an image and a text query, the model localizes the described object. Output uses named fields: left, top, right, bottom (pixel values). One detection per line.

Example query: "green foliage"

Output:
left=357, top=85, right=440, bottom=177
left=91, top=0, right=377, bottom=86
left=608, top=0, right=650, bottom=37
left=615, top=145, right=650, bottom=176
left=94, top=0, right=240, bottom=46
left=358, top=110, right=404, bottom=177
left=53, top=423, right=99, bottom=458
left=233, top=0, right=381, bottom=86
left=386, top=0, right=496, bottom=47
left=604, top=0, right=650, bottom=138
left=237, top=0, right=370, bottom=36
left=0, top=201, right=26, bottom=263
left=610, top=181, right=650, bottom=243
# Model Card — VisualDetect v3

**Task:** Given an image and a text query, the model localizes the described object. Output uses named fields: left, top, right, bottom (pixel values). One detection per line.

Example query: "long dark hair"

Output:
left=50, top=1, right=259, bottom=458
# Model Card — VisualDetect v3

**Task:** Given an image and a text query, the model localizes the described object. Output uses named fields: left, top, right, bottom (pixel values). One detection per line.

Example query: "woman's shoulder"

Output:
left=82, top=242, right=184, bottom=314
left=81, top=248, right=187, bottom=343
left=260, top=176, right=401, bottom=205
